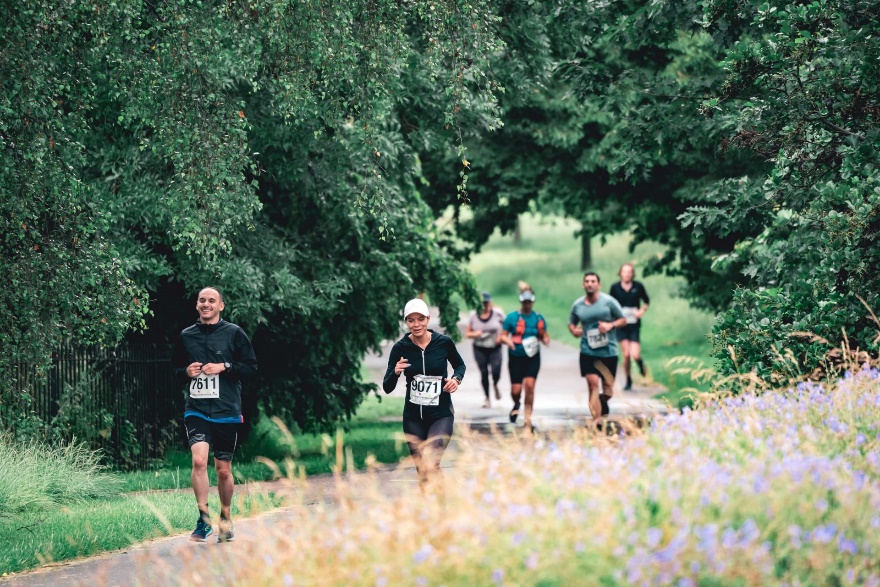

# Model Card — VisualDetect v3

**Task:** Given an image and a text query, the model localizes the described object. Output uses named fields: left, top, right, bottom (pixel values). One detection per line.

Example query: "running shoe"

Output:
left=482, top=399, right=491, bottom=408
left=638, top=360, right=648, bottom=377
left=217, top=518, right=235, bottom=543
left=509, top=407, right=519, bottom=423
left=190, top=517, right=213, bottom=542
left=624, top=377, right=633, bottom=391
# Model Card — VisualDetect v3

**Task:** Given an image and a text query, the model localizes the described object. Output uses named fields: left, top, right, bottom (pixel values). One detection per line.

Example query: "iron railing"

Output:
left=3, top=342, right=183, bottom=468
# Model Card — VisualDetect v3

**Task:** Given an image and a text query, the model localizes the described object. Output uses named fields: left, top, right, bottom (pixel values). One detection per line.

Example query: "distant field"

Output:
left=465, top=215, right=717, bottom=402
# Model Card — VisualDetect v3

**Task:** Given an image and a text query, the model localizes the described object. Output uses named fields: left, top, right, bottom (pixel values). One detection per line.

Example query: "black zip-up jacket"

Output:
left=171, top=319, right=258, bottom=422
left=382, top=330, right=466, bottom=420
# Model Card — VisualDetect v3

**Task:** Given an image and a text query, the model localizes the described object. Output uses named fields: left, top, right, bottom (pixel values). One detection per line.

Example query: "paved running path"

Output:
left=2, top=311, right=669, bottom=586
left=2, top=470, right=419, bottom=587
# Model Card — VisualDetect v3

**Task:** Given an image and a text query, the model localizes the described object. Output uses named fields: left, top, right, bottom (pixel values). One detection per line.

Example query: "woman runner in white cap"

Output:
left=383, top=298, right=466, bottom=494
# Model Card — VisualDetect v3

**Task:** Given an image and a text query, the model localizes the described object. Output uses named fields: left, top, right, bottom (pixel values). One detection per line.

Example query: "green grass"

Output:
left=0, top=436, right=120, bottom=519
left=0, top=489, right=281, bottom=574
left=117, top=394, right=408, bottom=493
left=466, top=215, right=716, bottom=405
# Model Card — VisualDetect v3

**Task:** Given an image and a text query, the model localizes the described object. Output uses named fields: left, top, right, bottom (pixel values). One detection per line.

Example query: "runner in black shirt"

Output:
left=609, top=264, right=650, bottom=390
left=383, top=298, right=465, bottom=495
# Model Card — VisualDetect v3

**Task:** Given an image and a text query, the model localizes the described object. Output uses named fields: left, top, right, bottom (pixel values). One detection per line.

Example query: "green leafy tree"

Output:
left=414, top=0, right=765, bottom=312
left=2, top=0, right=502, bottom=434
left=696, top=0, right=880, bottom=383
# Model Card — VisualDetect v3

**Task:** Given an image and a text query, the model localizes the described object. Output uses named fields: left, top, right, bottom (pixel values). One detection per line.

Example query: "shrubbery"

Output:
left=713, top=288, right=880, bottom=391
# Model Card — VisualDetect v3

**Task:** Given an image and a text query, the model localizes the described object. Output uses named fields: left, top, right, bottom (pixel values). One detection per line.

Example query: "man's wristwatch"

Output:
left=224, top=362, right=231, bottom=371
left=452, top=376, right=461, bottom=384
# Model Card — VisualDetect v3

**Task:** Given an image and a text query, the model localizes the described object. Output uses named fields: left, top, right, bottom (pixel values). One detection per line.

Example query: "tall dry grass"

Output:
left=135, top=363, right=880, bottom=586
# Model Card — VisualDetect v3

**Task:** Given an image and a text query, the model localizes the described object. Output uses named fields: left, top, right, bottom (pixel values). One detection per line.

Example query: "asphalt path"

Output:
left=2, top=311, right=669, bottom=586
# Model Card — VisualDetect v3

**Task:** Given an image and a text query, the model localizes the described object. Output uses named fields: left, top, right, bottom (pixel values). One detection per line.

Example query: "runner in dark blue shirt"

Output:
left=609, top=263, right=651, bottom=390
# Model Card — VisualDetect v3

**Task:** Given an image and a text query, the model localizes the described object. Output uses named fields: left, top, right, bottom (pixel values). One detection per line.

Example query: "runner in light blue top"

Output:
left=568, top=272, right=626, bottom=429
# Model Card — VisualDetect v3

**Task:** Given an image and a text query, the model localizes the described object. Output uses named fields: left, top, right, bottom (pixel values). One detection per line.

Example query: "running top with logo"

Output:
left=382, top=331, right=466, bottom=420
left=502, top=311, right=547, bottom=358
left=171, top=319, right=258, bottom=424
left=609, top=280, right=650, bottom=326
left=468, top=307, right=505, bottom=349
left=569, top=294, right=625, bottom=358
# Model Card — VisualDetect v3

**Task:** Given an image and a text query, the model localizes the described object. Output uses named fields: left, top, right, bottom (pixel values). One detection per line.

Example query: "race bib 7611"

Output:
left=189, top=374, right=220, bottom=399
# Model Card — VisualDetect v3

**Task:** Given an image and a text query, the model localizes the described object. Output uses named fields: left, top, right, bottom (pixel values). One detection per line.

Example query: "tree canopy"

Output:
left=4, top=0, right=880, bottom=440
left=1, top=0, right=501, bottom=432
left=417, top=0, right=880, bottom=384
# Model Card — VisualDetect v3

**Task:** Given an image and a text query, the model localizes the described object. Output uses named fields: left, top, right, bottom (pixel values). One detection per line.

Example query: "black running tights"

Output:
left=402, top=416, right=454, bottom=487
left=473, top=346, right=502, bottom=398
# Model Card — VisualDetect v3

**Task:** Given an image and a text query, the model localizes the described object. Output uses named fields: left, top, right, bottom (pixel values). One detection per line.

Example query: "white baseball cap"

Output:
left=403, top=298, right=430, bottom=318
left=519, top=290, right=536, bottom=302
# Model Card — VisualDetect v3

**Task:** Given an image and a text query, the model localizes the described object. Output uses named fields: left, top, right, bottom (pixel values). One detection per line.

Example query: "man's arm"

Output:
left=224, top=328, right=258, bottom=379
left=600, top=299, right=627, bottom=332
left=568, top=308, right=583, bottom=338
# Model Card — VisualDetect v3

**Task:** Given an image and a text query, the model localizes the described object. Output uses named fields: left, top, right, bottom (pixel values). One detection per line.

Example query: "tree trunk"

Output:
left=581, top=231, right=592, bottom=269
left=513, top=217, right=522, bottom=246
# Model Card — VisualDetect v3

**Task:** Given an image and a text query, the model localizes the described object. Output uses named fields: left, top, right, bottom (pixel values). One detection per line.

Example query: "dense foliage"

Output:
left=4, top=0, right=879, bottom=436
left=701, top=0, right=880, bottom=383
left=418, top=0, right=880, bottom=385
left=1, top=0, right=500, bottom=435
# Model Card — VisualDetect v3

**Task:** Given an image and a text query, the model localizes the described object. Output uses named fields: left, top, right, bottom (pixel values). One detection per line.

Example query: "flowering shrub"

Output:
left=144, top=367, right=880, bottom=585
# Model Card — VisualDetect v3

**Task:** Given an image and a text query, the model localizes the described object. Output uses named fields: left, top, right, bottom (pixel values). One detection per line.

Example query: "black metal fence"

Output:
left=3, top=343, right=183, bottom=469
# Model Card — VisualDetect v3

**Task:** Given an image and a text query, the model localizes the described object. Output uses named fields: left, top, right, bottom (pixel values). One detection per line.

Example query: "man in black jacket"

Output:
left=171, top=286, right=257, bottom=542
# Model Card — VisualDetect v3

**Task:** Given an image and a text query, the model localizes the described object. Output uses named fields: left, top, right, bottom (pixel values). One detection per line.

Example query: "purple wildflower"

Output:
left=412, top=543, right=433, bottom=565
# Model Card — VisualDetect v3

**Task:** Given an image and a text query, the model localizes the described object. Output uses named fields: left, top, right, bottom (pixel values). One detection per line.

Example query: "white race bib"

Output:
left=189, top=374, right=220, bottom=398
left=522, top=336, right=540, bottom=358
left=586, top=328, right=609, bottom=350
left=474, top=331, right=497, bottom=348
left=622, top=307, right=639, bottom=325
left=409, top=374, right=443, bottom=406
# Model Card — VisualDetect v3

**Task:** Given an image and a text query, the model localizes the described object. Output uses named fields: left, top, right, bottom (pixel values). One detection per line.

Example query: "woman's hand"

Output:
left=443, top=377, right=460, bottom=393
left=394, top=357, right=410, bottom=375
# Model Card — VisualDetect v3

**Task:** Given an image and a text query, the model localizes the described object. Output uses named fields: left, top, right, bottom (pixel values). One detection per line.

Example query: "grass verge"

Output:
left=0, top=437, right=120, bottom=520
left=117, top=394, right=408, bottom=493
left=0, top=489, right=281, bottom=575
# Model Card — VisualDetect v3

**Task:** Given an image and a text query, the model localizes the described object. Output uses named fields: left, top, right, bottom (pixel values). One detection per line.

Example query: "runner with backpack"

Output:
left=499, top=282, right=549, bottom=433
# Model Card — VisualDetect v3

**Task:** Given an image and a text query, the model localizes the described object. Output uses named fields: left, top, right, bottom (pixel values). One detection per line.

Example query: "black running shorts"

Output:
left=184, top=416, right=241, bottom=462
left=580, top=354, right=619, bottom=379
left=617, top=324, right=641, bottom=342
left=508, top=353, right=540, bottom=384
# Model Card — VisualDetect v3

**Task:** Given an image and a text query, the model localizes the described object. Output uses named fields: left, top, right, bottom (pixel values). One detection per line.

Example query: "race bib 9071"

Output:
left=409, top=374, right=443, bottom=406
left=190, top=374, right=220, bottom=399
